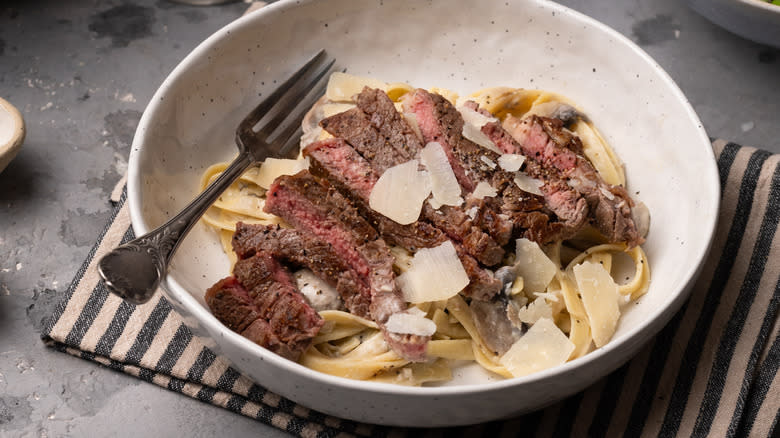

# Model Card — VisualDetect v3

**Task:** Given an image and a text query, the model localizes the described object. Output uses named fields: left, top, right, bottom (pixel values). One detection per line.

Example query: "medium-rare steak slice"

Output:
left=304, top=138, right=447, bottom=251
left=404, top=89, right=568, bottom=244
left=206, top=254, right=324, bottom=361
left=482, top=120, right=590, bottom=237
left=355, top=87, right=425, bottom=163
left=263, top=171, right=429, bottom=361
left=304, top=138, right=501, bottom=300
left=232, top=222, right=366, bottom=311
left=501, top=115, right=642, bottom=246
left=404, top=89, right=486, bottom=190
left=319, top=106, right=410, bottom=174
left=320, top=89, right=505, bottom=265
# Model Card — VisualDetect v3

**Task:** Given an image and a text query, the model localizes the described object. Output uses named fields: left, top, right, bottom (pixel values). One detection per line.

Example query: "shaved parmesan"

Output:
left=300, top=126, right=324, bottom=148
left=466, top=206, right=479, bottom=220
left=420, top=142, right=464, bottom=207
left=498, top=154, right=526, bottom=172
left=514, top=238, right=558, bottom=293
left=295, top=269, right=341, bottom=312
left=499, top=318, right=575, bottom=377
left=256, top=158, right=310, bottom=189
left=459, top=103, right=498, bottom=127
left=632, top=201, right=651, bottom=238
left=515, top=298, right=553, bottom=324
left=326, top=72, right=387, bottom=102
left=480, top=155, right=497, bottom=169
left=397, top=241, right=470, bottom=303
left=385, top=309, right=437, bottom=337
left=459, top=105, right=503, bottom=154
left=513, top=172, right=544, bottom=196
left=321, top=102, right=356, bottom=118
left=402, top=112, right=423, bottom=141
left=599, top=186, right=616, bottom=201
left=369, top=160, right=431, bottom=225
left=471, top=181, right=498, bottom=199
left=573, top=261, right=621, bottom=348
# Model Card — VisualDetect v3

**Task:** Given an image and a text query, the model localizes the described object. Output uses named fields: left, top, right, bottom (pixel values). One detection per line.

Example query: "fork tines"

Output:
left=237, top=49, right=336, bottom=160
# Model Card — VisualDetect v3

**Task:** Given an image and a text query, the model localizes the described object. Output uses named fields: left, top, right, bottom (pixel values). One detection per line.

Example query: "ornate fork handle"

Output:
left=98, top=151, right=253, bottom=305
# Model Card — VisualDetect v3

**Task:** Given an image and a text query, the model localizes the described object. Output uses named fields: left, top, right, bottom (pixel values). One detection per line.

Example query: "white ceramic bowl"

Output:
left=128, top=0, right=719, bottom=427
left=687, top=0, right=780, bottom=47
left=0, top=97, right=25, bottom=174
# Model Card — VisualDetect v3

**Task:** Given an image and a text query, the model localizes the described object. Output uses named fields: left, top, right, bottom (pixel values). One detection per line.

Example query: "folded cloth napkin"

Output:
left=41, top=139, right=780, bottom=438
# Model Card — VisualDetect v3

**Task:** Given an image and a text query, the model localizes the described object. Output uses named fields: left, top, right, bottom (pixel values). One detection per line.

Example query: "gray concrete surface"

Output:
left=0, top=0, right=777, bottom=437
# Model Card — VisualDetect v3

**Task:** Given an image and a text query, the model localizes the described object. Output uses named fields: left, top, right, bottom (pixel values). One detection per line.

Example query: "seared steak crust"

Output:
left=406, top=89, right=570, bottom=245
left=263, top=171, right=429, bottom=361
left=482, top=120, right=590, bottom=237
left=502, top=115, right=642, bottom=246
left=205, top=254, right=324, bottom=361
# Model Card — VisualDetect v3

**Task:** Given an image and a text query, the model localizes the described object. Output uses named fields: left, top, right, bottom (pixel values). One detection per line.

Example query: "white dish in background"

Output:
left=128, top=0, right=720, bottom=427
left=0, top=97, right=25, bottom=174
left=687, top=0, right=780, bottom=47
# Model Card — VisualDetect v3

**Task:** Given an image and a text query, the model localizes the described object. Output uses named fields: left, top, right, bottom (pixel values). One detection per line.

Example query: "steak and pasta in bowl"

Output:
left=199, top=73, right=651, bottom=385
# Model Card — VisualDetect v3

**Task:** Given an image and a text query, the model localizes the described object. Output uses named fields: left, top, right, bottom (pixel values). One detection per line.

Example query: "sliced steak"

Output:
left=319, top=93, right=505, bottom=266
left=402, top=89, right=476, bottom=191
left=502, top=115, right=642, bottom=246
left=206, top=254, right=324, bottom=361
left=304, top=138, right=447, bottom=251
left=319, top=107, right=411, bottom=174
left=232, top=222, right=363, bottom=310
left=355, top=87, right=424, bottom=163
left=205, top=277, right=261, bottom=334
left=482, top=120, right=590, bottom=237
left=304, top=138, right=501, bottom=299
left=405, top=89, right=567, bottom=245
left=263, top=171, right=428, bottom=361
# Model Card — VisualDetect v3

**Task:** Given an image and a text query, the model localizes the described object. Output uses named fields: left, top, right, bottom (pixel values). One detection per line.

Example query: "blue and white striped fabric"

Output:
left=42, top=140, right=780, bottom=437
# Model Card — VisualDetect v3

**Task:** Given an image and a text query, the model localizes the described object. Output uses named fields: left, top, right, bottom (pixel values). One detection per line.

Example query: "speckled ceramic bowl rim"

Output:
left=128, top=0, right=718, bottom=398
left=743, top=0, right=780, bottom=13
left=0, top=97, right=25, bottom=170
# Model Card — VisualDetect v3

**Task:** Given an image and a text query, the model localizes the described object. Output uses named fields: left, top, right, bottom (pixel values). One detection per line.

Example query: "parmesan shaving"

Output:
left=459, top=105, right=503, bottom=153
left=513, top=172, right=544, bottom=196
left=632, top=201, right=651, bottom=238
left=480, top=155, right=497, bottom=169
left=369, top=160, right=431, bottom=225
left=514, top=238, right=558, bottom=293
left=599, top=186, right=616, bottom=201
left=498, top=154, right=526, bottom=172
left=515, top=298, right=553, bottom=324
left=499, top=318, right=575, bottom=378
left=471, top=181, right=498, bottom=199
left=326, top=72, right=387, bottom=102
left=573, top=261, right=621, bottom=348
left=402, top=112, right=423, bottom=141
left=385, top=310, right=437, bottom=337
left=397, top=241, right=470, bottom=303
left=321, top=102, right=356, bottom=118
left=256, top=158, right=310, bottom=189
left=420, top=142, right=464, bottom=207
left=295, top=269, right=341, bottom=312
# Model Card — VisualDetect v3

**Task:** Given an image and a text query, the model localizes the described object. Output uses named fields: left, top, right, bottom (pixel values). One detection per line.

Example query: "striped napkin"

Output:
left=41, top=139, right=779, bottom=437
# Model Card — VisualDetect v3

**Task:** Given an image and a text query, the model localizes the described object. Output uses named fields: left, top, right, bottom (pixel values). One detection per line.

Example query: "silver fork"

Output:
left=98, top=50, right=336, bottom=305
